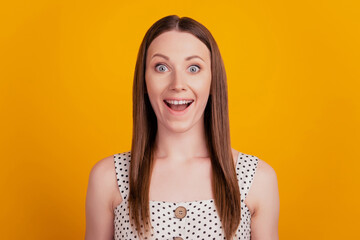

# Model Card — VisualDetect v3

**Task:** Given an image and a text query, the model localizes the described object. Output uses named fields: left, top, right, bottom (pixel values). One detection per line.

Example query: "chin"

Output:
left=165, top=122, right=193, bottom=133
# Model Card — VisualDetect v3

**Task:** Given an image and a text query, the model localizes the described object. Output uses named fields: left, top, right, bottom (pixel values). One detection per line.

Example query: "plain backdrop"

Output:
left=1, top=0, right=359, bottom=239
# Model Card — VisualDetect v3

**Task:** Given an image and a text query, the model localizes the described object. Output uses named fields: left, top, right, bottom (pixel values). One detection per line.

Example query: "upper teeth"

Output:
left=165, top=100, right=193, bottom=105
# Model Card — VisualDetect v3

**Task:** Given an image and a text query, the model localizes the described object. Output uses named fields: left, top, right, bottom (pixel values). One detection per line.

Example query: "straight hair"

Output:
left=128, top=15, right=241, bottom=240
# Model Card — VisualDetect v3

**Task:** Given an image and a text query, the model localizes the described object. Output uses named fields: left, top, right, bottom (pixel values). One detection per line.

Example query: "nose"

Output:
left=169, top=68, right=187, bottom=92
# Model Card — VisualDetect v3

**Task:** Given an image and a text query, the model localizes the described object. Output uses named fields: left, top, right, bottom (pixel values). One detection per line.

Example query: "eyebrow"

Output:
left=151, top=53, right=205, bottom=63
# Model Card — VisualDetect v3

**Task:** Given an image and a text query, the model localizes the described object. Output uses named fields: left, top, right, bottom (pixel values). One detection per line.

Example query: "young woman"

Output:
left=85, top=15, right=280, bottom=240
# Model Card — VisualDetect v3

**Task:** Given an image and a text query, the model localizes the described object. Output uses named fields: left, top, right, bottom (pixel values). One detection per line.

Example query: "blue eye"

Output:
left=155, top=64, right=168, bottom=72
left=188, top=65, right=200, bottom=73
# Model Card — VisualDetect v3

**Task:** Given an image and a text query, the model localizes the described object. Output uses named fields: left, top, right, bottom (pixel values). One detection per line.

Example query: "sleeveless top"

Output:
left=113, top=151, right=259, bottom=240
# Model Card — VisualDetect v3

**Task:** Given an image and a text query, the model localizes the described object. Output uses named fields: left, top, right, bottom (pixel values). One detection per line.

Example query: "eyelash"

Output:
left=155, top=63, right=201, bottom=73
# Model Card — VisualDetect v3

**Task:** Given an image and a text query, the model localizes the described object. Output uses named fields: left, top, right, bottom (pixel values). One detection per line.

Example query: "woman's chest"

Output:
left=149, top=158, right=213, bottom=202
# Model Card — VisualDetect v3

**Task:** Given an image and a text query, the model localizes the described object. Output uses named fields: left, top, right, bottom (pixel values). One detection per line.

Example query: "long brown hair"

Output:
left=129, top=15, right=241, bottom=239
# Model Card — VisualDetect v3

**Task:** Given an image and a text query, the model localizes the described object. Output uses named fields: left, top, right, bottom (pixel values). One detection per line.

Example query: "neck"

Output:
left=154, top=116, right=209, bottom=162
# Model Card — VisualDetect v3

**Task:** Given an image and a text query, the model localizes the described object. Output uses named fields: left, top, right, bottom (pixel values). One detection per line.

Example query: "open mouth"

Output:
left=163, top=99, right=194, bottom=112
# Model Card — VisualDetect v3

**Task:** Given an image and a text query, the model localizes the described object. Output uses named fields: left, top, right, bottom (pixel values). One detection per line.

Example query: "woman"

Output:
left=85, top=15, right=279, bottom=240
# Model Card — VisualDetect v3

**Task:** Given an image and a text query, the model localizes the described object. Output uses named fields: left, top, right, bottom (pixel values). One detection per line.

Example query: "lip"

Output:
left=163, top=100, right=194, bottom=116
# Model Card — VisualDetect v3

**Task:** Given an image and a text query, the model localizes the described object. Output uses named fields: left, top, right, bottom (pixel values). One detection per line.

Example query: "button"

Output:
left=174, top=206, right=187, bottom=219
left=173, top=237, right=183, bottom=240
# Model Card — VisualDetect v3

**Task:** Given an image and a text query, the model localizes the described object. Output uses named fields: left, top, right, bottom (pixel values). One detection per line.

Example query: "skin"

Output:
left=85, top=30, right=280, bottom=240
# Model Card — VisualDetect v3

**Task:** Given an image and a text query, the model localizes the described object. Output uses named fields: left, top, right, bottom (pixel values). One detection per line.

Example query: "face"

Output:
left=145, top=30, right=212, bottom=133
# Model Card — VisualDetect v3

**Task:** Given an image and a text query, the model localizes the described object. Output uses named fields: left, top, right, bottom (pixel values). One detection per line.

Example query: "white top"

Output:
left=113, top=151, right=259, bottom=240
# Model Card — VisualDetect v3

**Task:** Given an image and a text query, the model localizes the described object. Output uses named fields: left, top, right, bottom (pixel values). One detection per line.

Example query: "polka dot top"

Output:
left=113, top=151, right=259, bottom=240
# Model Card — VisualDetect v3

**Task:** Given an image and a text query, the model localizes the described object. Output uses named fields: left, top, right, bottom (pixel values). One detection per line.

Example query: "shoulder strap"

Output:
left=113, top=151, right=131, bottom=201
left=236, top=152, right=259, bottom=201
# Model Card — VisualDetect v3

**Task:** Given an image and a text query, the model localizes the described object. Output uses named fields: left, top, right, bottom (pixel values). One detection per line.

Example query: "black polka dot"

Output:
left=113, top=151, right=259, bottom=239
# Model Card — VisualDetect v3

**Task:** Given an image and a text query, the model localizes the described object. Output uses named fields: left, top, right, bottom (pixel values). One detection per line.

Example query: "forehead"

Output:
left=146, top=30, right=210, bottom=62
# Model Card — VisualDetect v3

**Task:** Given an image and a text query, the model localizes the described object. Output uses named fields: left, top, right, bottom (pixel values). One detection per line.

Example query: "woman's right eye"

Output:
left=155, top=64, right=168, bottom=72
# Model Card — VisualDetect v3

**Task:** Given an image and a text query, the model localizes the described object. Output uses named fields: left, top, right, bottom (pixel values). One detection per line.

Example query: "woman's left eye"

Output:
left=188, top=65, right=200, bottom=73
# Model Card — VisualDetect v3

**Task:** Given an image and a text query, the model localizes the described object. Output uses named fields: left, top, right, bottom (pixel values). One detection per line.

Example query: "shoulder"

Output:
left=250, top=157, right=278, bottom=200
left=89, top=155, right=117, bottom=184
left=87, top=154, right=120, bottom=210
left=85, top=154, right=120, bottom=239
left=243, top=157, right=280, bottom=238
left=247, top=157, right=279, bottom=216
left=256, top=158, right=278, bottom=182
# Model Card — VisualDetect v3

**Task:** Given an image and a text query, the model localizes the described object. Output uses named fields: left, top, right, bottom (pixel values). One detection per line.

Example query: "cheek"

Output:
left=193, top=74, right=211, bottom=96
left=146, top=81, right=162, bottom=98
left=195, top=75, right=211, bottom=109
left=145, top=70, right=170, bottom=93
left=145, top=74, right=165, bottom=109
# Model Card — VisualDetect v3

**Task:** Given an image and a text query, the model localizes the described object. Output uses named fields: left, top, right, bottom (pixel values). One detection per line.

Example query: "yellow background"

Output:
left=1, top=0, right=359, bottom=239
